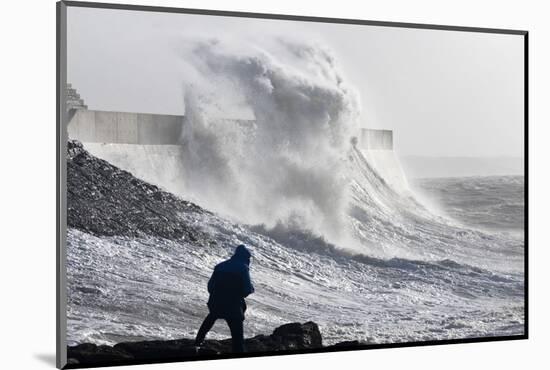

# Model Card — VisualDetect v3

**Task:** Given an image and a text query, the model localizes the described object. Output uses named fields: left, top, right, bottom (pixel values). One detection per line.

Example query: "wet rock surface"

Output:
left=67, top=140, right=208, bottom=240
left=66, top=322, right=358, bottom=367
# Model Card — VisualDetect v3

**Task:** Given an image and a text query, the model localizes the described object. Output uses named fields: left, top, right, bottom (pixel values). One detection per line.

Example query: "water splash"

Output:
left=179, top=38, right=360, bottom=245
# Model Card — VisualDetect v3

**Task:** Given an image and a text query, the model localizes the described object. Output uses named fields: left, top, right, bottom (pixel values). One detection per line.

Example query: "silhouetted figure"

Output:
left=195, top=244, right=254, bottom=353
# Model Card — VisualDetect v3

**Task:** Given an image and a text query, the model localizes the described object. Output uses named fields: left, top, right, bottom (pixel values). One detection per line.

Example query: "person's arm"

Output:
left=242, top=266, right=254, bottom=297
left=207, top=268, right=217, bottom=294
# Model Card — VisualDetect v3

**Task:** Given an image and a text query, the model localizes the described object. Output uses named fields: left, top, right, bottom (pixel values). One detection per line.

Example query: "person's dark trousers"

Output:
left=226, top=317, right=244, bottom=353
left=195, top=313, right=245, bottom=353
left=195, top=313, right=216, bottom=346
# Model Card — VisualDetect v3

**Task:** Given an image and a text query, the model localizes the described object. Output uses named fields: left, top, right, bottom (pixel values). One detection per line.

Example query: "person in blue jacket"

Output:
left=194, top=244, right=254, bottom=353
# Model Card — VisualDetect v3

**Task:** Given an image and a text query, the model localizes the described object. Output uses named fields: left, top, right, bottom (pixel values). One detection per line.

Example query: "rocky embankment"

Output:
left=67, top=140, right=210, bottom=241
left=66, top=322, right=364, bottom=367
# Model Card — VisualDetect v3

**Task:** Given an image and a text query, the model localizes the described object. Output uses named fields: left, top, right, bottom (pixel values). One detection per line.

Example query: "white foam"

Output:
left=175, top=38, right=361, bottom=245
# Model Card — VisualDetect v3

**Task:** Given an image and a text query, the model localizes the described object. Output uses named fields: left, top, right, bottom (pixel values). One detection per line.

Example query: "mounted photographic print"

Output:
left=56, top=1, right=528, bottom=368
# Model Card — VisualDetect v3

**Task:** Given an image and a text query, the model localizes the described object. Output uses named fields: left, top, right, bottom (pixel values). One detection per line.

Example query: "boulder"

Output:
left=271, top=321, right=323, bottom=349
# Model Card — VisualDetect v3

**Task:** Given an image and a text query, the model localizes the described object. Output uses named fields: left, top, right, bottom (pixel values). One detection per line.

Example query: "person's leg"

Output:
left=226, top=318, right=245, bottom=353
left=195, top=313, right=217, bottom=346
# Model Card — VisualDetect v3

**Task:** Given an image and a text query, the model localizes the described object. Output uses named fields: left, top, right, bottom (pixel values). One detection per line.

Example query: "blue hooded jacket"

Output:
left=207, top=245, right=254, bottom=320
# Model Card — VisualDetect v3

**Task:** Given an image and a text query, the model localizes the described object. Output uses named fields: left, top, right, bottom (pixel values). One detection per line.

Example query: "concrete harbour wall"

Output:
left=68, top=110, right=183, bottom=145
left=360, top=129, right=393, bottom=150
left=69, top=109, right=394, bottom=153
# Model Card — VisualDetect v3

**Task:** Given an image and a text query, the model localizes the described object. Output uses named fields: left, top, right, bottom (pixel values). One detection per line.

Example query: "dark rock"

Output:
left=66, top=140, right=211, bottom=241
left=114, top=338, right=217, bottom=360
left=326, top=340, right=365, bottom=349
left=67, top=322, right=325, bottom=367
left=67, top=343, right=134, bottom=365
left=65, top=357, right=80, bottom=366
left=271, top=321, right=323, bottom=349
left=243, top=334, right=276, bottom=352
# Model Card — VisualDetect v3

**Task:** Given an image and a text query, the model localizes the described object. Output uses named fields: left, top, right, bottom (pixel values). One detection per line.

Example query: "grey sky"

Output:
left=67, top=7, right=524, bottom=157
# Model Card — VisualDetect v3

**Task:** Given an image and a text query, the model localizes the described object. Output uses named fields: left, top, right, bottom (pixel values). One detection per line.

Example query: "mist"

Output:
left=177, top=37, right=361, bottom=244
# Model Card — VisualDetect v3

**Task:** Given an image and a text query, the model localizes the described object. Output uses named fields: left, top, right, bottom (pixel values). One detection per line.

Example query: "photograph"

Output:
left=59, top=2, right=526, bottom=368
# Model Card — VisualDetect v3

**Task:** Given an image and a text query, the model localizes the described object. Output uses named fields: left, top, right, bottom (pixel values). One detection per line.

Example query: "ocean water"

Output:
left=413, top=176, right=524, bottom=234
left=66, top=39, right=524, bottom=348
left=66, top=149, right=525, bottom=347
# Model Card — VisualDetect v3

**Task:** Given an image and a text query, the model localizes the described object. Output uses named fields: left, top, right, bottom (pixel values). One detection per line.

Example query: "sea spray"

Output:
left=178, top=38, right=361, bottom=245
left=174, top=36, right=523, bottom=267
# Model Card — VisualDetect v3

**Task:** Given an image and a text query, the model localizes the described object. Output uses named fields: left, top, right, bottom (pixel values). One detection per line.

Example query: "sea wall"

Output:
left=69, top=110, right=405, bottom=192
left=68, top=109, right=183, bottom=144
left=69, top=109, right=393, bottom=150
left=357, top=129, right=409, bottom=192
left=360, top=149, right=410, bottom=193
left=360, top=129, right=393, bottom=150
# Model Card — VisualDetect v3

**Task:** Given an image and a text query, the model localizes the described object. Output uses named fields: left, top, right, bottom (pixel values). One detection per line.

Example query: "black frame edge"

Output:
left=523, top=32, right=529, bottom=339
left=62, top=0, right=527, bottom=35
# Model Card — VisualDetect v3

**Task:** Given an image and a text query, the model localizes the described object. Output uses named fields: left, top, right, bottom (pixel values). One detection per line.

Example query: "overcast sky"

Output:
left=67, top=7, right=524, bottom=157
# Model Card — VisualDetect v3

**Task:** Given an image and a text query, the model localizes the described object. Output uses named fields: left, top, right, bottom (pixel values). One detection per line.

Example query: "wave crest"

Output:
left=178, top=38, right=360, bottom=244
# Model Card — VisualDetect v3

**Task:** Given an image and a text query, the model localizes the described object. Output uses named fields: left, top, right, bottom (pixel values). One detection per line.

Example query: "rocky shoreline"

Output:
left=67, top=139, right=211, bottom=241
left=66, top=322, right=365, bottom=367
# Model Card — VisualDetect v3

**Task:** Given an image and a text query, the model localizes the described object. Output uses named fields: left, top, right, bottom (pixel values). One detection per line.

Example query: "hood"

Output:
left=232, top=244, right=252, bottom=263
